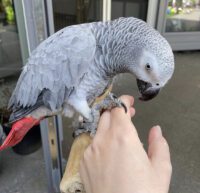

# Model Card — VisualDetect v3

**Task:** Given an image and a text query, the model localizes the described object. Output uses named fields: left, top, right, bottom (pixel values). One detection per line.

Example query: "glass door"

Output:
left=157, top=0, right=200, bottom=50
left=110, top=0, right=159, bottom=27
left=166, top=0, right=200, bottom=32
left=111, top=0, right=149, bottom=21
left=0, top=0, right=26, bottom=78
left=52, top=0, right=104, bottom=32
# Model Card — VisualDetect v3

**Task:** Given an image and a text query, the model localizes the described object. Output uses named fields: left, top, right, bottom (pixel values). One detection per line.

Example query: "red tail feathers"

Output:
left=0, top=117, right=40, bottom=151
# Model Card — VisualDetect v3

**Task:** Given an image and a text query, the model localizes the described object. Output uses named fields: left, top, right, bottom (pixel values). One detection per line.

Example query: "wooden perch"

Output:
left=60, top=85, right=112, bottom=193
left=60, top=133, right=92, bottom=193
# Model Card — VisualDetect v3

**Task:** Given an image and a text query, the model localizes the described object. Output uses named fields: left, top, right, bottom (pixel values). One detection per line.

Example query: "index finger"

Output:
left=111, top=95, right=135, bottom=119
left=109, top=95, right=139, bottom=140
left=97, top=95, right=135, bottom=137
left=110, top=95, right=134, bottom=126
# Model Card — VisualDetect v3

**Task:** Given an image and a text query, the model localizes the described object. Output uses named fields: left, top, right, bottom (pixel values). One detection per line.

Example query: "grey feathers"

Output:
left=8, top=17, right=174, bottom=120
left=9, top=25, right=96, bottom=110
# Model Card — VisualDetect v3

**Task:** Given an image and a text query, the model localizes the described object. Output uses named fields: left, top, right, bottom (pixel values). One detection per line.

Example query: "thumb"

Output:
left=148, top=126, right=172, bottom=187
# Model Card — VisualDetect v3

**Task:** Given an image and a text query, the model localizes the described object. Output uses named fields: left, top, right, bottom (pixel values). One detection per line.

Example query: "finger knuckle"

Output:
left=116, top=130, right=133, bottom=146
left=118, top=135, right=129, bottom=145
left=123, top=125, right=138, bottom=138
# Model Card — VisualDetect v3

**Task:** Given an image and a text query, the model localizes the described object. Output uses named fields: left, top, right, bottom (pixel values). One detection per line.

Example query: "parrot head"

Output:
left=124, top=28, right=175, bottom=101
left=135, top=47, right=174, bottom=101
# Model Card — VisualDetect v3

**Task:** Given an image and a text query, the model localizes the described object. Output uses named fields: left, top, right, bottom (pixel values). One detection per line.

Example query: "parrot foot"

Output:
left=107, top=92, right=127, bottom=113
left=73, top=108, right=99, bottom=137
left=72, top=93, right=127, bottom=138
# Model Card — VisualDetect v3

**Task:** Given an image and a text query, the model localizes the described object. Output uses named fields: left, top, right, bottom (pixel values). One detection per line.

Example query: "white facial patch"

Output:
left=138, top=50, right=160, bottom=85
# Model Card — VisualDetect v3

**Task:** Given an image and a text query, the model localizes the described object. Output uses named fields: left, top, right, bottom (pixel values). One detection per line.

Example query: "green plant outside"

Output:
left=1, top=0, right=15, bottom=24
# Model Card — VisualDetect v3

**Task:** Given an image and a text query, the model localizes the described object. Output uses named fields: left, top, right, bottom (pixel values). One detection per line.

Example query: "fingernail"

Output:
left=154, top=125, right=162, bottom=139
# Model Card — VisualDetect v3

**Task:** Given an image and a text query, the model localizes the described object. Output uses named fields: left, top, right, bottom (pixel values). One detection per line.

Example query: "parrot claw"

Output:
left=73, top=122, right=97, bottom=138
left=108, top=92, right=127, bottom=113
left=73, top=108, right=100, bottom=137
left=72, top=127, right=86, bottom=138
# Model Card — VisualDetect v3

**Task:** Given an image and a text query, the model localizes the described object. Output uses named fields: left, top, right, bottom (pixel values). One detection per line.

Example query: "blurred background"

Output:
left=0, top=0, right=200, bottom=193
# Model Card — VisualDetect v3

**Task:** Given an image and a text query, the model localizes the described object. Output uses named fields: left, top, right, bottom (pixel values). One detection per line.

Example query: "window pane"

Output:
left=0, top=0, right=22, bottom=78
left=111, top=0, right=148, bottom=21
left=166, top=0, right=200, bottom=32
left=52, top=0, right=103, bottom=32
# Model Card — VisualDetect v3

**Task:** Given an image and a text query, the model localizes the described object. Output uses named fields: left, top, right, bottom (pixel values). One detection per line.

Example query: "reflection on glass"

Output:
left=111, top=0, right=148, bottom=21
left=0, top=0, right=22, bottom=78
left=32, top=0, right=46, bottom=43
left=166, top=0, right=200, bottom=32
left=52, top=0, right=103, bottom=31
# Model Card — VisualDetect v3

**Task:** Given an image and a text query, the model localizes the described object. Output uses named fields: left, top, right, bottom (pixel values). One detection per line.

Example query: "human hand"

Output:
left=80, top=95, right=172, bottom=193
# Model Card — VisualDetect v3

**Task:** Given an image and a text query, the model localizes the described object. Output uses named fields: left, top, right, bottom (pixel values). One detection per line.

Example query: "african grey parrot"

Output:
left=0, top=17, right=174, bottom=151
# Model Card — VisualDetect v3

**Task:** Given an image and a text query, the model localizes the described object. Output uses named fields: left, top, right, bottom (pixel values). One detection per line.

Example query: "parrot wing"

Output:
left=8, top=25, right=96, bottom=111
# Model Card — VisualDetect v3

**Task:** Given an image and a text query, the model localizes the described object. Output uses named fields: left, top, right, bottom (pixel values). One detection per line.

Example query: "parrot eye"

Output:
left=145, top=63, right=151, bottom=70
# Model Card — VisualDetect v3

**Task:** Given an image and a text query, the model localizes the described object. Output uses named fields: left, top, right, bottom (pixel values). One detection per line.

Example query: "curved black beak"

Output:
left=136, top=79, right=160, bottom=101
